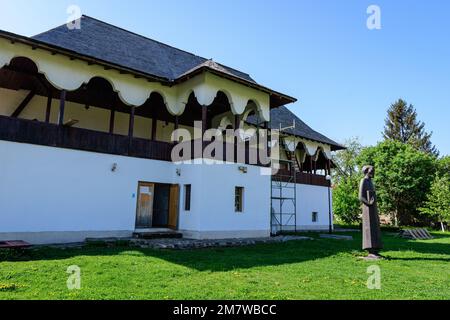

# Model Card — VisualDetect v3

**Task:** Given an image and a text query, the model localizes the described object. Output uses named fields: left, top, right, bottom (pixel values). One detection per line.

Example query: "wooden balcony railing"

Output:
left=174, top=139, right=271, bottom=167
left=274, top=169, right=331, bottom=187
left=0, top=116, right=268, bottom=166
left=0, top=115, right=173, bottom=161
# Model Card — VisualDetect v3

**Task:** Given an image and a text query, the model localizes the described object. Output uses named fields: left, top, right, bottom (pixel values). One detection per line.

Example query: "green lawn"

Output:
left=1, top=231, right=449, bottom=300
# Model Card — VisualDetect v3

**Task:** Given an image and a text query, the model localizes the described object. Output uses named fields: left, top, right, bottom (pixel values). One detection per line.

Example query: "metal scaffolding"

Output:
left=271, top=159, right=297, bottom=235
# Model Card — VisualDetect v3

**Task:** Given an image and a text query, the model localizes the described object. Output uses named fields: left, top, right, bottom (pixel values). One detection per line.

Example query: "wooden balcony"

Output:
left=0, top=116, right=269, bottom=166
left=0, top=115, right=173, bottom=161
left=174, top=139, right=270, bottom=167
left=274, top=169, right=331, bottom=187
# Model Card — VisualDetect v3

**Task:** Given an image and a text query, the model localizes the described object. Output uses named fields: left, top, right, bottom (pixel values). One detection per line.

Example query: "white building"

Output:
left=0, top=16, right=344, bottom=244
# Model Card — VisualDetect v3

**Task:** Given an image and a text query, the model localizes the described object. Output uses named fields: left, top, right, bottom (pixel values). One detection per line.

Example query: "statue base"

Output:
left=361, top=254, right=384, bottom=261
left=359, top=252, right=384, bottom=261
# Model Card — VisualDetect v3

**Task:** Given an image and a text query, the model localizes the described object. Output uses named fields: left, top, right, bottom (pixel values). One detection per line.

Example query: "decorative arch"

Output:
left=0, top=40, right=273, bottom=120
left=215, top=89, right=234, bottom=109
left=218, top=115, right=234, bottom=130
left=295, top=140, right=308, bottom=164
left=0, top=41, right=174, bottom=107
left=174, top=88, right=195, bottom=115
left=85, top=76, right=116, bottom=93
left=241, top=100, right=262, bottom=122
left=313, top=146, right=328, bottom=161
left=8, top=56, right=39, bottom=74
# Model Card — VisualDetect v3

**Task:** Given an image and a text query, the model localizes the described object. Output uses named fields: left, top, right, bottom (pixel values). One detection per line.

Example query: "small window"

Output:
left=312, top=212, right=318, bottom=223
left=184, top=185, right=191, bottom=211
left=235, top=187, right=244, bottom=213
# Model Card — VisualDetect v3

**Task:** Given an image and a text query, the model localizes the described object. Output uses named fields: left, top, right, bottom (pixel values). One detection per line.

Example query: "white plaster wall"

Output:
left=0, top=140, right=175, bottom=235
left=297, top=184, right=332, bottom=230
left=272, top=182, right=333, bottom=231
left=176, top=163, right=271, bottom=238
left=0, top=140, right=271, bottom=243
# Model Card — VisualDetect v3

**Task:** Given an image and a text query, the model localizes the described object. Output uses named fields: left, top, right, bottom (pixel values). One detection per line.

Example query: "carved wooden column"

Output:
left=58, top=90, right=66, bottom=125
left=109, top=97, right=116, bottom=134
left=45, top=92, right=52, bottom=123
left=128, top=106, right=135, bottom=154
left=174, top=115, right=179, bottom=143
left=202, top=106, right=208, bottom=136
left=234, top=115, right=240, bottom=163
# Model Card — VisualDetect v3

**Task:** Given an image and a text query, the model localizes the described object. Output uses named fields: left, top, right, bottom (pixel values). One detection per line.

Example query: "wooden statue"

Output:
left=359, top=165, right=383, bottom=259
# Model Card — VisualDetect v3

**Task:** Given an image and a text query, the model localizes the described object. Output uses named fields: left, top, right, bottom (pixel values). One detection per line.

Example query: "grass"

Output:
left=0, top=231, right=449, bottom=300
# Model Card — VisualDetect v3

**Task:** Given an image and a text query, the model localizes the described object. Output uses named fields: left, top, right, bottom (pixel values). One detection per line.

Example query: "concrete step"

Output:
left=132, top=231, right=183, bottom=240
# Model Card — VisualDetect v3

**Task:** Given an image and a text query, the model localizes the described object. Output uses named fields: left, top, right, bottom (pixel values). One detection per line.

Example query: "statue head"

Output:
left=362, top=165, right=375, bottom=179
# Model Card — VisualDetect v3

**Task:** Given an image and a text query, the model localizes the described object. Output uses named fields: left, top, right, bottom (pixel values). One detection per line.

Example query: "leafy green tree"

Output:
left=332, top=137, right=363, bottom=182
left=419, top=175, right=450, bottom=232
left=357, top=140, right=436, bottom=226
left=437, top=156, right=450, bottom=178
left=332, top=138, right=364, bottom=225
left=383, top=99, right=438, bottom=156
left=333, top=175, right=361, bottom=224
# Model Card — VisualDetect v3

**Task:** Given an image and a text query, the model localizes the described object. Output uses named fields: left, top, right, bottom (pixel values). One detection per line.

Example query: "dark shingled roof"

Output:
left=33, top=15, right=256, bottom=83
left=247, top=106, right=345, bottom=151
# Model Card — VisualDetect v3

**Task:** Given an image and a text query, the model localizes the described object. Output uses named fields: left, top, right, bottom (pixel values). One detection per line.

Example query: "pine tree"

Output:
left=383, top=99, right=439, bottom=156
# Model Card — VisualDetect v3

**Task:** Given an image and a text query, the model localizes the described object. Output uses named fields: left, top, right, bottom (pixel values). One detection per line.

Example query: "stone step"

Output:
left=132, top=232, right=183, bottom=240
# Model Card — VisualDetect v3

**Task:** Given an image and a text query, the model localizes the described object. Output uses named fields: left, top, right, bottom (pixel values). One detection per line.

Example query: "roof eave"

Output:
left=0, top=30, right=298, bottom=108
left=0, top=30, right=169, bottom=84
left=175, top=66, right=297, bottom=108
left=277, top=130, right=346, bottom=152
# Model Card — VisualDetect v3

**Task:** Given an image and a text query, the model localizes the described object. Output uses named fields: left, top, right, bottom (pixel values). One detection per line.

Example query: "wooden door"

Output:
left=135, top=182, right=155, bottom=229
left=168, top=184, right=180, bottom=230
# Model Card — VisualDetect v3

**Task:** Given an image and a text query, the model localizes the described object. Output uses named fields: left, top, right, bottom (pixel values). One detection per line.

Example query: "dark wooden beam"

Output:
left=264, top=121, right=270, bottom=157
left=109, top=101, right=116, bottom=134
left=45, top=93, right=52, bottom=123
left=234, top=115, right=240, bottom=131
left=128, top=106, right=135, bottom=140
left=202, top=106, right=208, bottom=135
left=151, top=114, right=157, bottom=141
left=256, top=114, right=261, bottom=149
left=174, top=115, right=179, bottom=143
left=58, top=90, right=67, bottom=125
left=11, top=90, right=35, bottom=118
left=234, top=115, right=240, bottom=162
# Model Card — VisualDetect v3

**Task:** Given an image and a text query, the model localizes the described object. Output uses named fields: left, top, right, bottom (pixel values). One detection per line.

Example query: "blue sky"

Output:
left=1, top=0, right=449, bottom=155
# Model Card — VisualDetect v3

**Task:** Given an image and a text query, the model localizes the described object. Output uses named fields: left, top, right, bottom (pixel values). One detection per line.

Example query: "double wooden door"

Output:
left=135, top=182, right=179, bottom=230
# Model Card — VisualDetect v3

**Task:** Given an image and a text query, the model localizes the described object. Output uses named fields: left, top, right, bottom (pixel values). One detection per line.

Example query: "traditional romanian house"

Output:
left=0, top=16, right=344, bottom=244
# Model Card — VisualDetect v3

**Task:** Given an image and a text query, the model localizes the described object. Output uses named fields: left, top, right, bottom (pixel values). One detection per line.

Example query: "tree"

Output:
left=332, top=138, right=364, bottom=224
left=333, top=175, right=361, bottom=224
left=332, top=137, right=363, bottom=182
left=437, top=156, right=450, bottom=178
left=357, top=140, right=436, bottom=226
left=419, top=175, right=450, bottom=232
left=383, top=99, right=438, bottom=156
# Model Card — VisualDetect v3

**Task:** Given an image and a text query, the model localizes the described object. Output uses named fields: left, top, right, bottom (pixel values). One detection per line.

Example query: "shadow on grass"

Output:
left=1, top=232, right=449, bottom=271
left=387, top=257, right=450, bottom=262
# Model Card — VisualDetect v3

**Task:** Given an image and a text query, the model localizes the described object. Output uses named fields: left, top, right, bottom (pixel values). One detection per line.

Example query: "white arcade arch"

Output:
left=0, top=38, right=272, bottom=121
